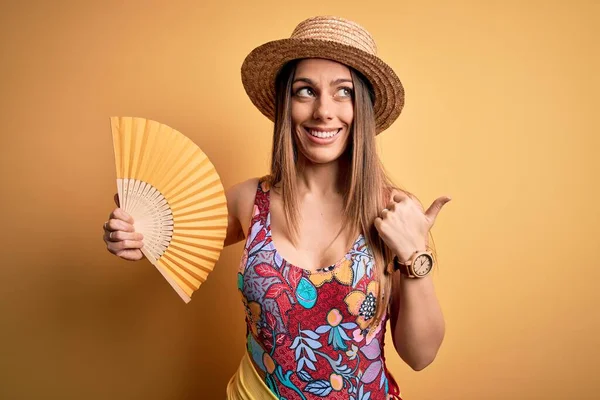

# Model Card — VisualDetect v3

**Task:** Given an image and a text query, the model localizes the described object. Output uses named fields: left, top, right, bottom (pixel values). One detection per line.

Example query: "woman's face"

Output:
left=291, top=58, right=354, bottom=164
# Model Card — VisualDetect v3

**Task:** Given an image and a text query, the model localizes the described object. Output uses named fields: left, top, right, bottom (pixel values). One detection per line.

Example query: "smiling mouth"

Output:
left=304, top=127, right=342, bottom=139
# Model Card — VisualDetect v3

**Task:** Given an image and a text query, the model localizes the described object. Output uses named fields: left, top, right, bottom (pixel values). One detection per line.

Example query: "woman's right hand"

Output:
left=103, top=194, right=145, bottom=261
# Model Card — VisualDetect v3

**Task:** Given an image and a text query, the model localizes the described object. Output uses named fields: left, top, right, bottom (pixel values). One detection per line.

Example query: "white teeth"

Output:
left=308, top=129, right=340, bottom=138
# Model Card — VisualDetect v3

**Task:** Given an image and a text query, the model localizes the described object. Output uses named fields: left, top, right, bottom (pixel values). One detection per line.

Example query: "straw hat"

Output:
left=241, top=16, right=405, bottom=134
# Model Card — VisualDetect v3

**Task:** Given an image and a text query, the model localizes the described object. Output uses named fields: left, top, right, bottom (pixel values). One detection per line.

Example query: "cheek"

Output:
left=291, top=101, right=312, bottom=126
left=340, top=103, right=354, bottom=126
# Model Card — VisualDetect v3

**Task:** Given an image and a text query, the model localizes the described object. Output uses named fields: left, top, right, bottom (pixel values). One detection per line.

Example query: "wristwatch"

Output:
left=393, top=250, right=434, bottom=278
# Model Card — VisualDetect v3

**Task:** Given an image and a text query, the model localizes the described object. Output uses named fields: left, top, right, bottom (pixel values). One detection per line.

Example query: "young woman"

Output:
left=103, top=16, right=450, bottom=400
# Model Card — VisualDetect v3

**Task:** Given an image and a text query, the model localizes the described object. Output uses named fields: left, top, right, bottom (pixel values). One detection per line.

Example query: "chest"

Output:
left=268, top=190, right=357, bottom=272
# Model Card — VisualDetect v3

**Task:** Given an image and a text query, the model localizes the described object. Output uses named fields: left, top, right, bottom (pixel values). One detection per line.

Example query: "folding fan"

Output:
left=110, top=116, right=228, bottom=303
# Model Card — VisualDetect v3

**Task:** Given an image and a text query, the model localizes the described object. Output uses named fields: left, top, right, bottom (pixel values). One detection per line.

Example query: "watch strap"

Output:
left=393, top=253, right=417, bottom=278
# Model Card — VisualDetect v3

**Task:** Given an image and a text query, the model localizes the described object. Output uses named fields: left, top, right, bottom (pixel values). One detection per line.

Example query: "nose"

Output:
left=312, top=96, right=333, bottom=121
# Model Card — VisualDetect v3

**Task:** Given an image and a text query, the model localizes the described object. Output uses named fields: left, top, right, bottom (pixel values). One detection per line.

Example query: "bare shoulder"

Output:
left=227, top=177, right=261, bottom=216
left=223, top=176, right=262, bottom=246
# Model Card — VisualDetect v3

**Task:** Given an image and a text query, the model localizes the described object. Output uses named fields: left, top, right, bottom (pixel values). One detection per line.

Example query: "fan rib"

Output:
left=176, top=233, right=226, bottom=241
left=175, top=224, right=227, bottom=231
left=161, top=156, right=209, bottom=197
left=154, top=137, right=189, bottom=191
left=168, top=244, right=218, bottom=266
left=175, top=212, right=228, bottom=224
left=170, top=237, right=225, bottom=253
left=162, top=252, right=210, bottom=282
left=155, top=259, right=193, bottom=302
left=159, top=257, right=199, bottom=292
left=170, top=190, right=225, bottom=213
left=128, top=122, right=151, bottom=215
left=157, top=147, right=205, bottom=195
left=166, top=166, right=214, bottom=202
left=174, top=202, right=227, bottom=217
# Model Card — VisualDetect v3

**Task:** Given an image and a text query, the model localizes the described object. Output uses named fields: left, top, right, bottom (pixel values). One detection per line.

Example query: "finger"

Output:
left=379, top=208, right=389, bottom=219
left=105, top=218, right=135, bottom=233
left=106, top=241, right=143, bottom=259
left=104, top=230, right=144, bottom=242
left=424, top=196, right=452, bottom=223
left=112, top=239, right=145, bottom=250
left=115, top=249, right=144, bottom=261
left=392, top=192, right=409, bottom=203
left=114, top=193, right=120, bottom=207
left=109, top=208, right=134, bottom=225
left=386, top=201, right=397, bottom=211
left=374, top=216, right=384, bottom=231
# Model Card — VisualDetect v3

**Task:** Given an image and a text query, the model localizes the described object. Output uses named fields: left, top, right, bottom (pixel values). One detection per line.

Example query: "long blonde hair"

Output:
left=268, top=60, right=433, bottom=330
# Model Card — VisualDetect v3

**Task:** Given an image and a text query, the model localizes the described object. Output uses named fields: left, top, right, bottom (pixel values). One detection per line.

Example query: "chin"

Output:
left=300, top=146, right=348, bottom=164
left=295, top=130, right=350, bottom=164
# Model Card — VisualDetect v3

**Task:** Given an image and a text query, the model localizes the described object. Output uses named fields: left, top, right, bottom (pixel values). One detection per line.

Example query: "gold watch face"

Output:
left=413, top=254, right=433, bottom=277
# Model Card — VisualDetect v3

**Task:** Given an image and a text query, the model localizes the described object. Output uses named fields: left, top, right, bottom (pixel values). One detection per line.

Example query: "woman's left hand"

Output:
left=374, top=190, right=451, bottom=262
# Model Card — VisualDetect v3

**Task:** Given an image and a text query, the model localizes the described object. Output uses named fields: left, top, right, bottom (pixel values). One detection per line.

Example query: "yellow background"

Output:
left=1, top=0, right=598, bottom=399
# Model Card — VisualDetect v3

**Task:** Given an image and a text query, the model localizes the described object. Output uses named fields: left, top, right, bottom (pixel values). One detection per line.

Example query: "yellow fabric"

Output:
left=226, top=352, right=278, bottom=400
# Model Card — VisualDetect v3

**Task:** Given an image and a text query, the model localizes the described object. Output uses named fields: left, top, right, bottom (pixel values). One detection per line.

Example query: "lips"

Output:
left=307, top=128, right=340, bottom=138
left=303, top=127, right=342, bottom=144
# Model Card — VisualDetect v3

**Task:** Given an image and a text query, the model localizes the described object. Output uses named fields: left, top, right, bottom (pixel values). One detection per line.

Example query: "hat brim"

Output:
left=241, top=38, right=404, bottom=134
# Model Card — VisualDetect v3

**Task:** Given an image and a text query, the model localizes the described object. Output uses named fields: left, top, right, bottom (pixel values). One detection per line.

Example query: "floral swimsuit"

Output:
left=237, top=176, right=402, bottom=400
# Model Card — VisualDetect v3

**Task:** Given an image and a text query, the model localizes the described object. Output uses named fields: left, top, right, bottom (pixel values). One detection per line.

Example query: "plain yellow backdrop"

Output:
left=0, top=0, right=598, bottom=399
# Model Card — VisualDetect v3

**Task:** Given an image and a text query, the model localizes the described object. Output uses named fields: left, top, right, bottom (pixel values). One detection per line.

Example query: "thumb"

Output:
left=114, top=193, right=120, bottom=208
left=424, top=196, right=451, bottom=224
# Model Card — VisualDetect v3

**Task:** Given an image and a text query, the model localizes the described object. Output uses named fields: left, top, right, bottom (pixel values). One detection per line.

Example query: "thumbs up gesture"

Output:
left=374, top=190, right=451, bottom=263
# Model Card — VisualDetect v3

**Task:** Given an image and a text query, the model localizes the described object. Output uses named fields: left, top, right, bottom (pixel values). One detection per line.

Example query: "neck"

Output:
left=293, top=152, right=350, bottom=198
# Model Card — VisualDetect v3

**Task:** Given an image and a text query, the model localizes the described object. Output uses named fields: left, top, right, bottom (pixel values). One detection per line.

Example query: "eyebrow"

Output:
left=292, top=77, right=353, bottom=85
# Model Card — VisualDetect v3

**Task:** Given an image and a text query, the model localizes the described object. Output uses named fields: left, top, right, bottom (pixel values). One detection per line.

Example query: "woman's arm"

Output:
left=223, top=177, right=261, bottom=247
left=379, top=188, right=448, bottom=371
left=388, top=269, right=445, bottom=371
left=223, top=183, right=245, bottom=247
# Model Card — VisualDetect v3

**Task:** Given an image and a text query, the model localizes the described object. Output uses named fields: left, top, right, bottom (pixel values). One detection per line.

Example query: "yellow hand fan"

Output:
left=110, top=116, right=228, bottom=303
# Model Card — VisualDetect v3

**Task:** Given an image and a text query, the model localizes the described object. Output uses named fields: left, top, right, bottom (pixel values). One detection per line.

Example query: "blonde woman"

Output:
left=103, top=16, right=450, bottom=400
